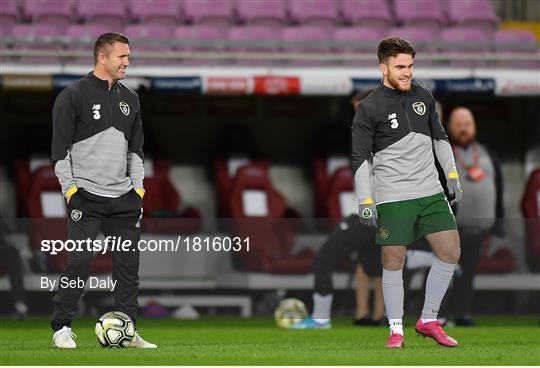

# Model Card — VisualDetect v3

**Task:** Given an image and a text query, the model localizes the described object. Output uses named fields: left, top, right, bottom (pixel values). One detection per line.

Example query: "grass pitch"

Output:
left=1, top=317, right=539, bottom=365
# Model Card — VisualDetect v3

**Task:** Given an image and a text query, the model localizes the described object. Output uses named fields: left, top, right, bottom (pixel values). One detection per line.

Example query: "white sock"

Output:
left=389, top=319, right=403, bottom=335
left=421, top=318, right=437, bottom=323
left=312, top=293, right=333, bottom=320
left=421, top=258, right=456, bottom=320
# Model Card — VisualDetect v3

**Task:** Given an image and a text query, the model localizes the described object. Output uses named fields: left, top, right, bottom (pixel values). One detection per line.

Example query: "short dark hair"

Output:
left=377, top=37, right=416, bottom=64
left=93, top=33, right=129, bottom=64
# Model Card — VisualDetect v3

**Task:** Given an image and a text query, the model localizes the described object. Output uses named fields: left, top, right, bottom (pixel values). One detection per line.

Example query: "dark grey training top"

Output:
left=51, top=72, right=144, bottom=198
left=351, top=82, right=457, bottom=205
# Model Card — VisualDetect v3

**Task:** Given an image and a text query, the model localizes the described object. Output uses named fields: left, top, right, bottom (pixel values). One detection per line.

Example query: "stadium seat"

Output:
left=66, top=24, right=112, bottom=65
left=23, top=0, right=73, bottom=31
left=124, top=24, right=173, bottom=65
left=0, top=0, right=19, bottom=37
left=228, top=25, right=281, bottom=65
left=25, top=166, right=112, bottom=274
left=128, top=0, right=181, bottom=33
left=494, top=29, right=539, bottom=68
left=214, top=156, right=270, bottom=218
left=522, top=169, right=540, bottom=271
left=333, top=26, right=380, bottom=66
left=141, top=159, right=202, bottom=234
left=393, top=0, right=443, bottom=35
left=447, top=0, right=498, bottom=38
left=387, top=27, right=439, bottom=66
left=340, top=0, right=391, bottom=36
left=312, top=156, right=350, bottom=219
left=288, top=0, right=338, bottom=34
left=77, top=0, right=126, bottom=29
left=325, top=167, right=356, bottom=227
left=10, top=24, right=63, bottom=65
left=228, top=164, right=314, bottom=274
left=14, top=155, right=52, bottom=217
left=182, top=0, right=232, bottom=30
left=440, top=27, right=491, bottom=67
left=235, top=0, right=286, bottom=30
left=174, top=25, right=223, bottom=65
left=282, top=26, right=331, bottom=66
left=475, top=235, right=517, bottom=274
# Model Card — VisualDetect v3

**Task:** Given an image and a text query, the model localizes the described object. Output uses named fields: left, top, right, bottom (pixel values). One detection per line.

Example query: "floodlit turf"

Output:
left=1, top=317, right=539, bottom=365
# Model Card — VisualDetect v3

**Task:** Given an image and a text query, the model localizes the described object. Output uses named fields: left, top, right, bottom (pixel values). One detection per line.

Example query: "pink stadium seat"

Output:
left=447, top=0, right=498, bottom=38
left=235, top=0, right=286, bottom=30
left=182, top=0, right=232, bottom=30
left=393, top=0, right=443, bottom=35
left=228, top=25, right=281, bottom=65
left=0, top=0, right=19, bottom=37
left=228, top=164, right=314, bottom=274
left=334, top=26, right=381, bottom=66
left=387, top=27, right=438, bottom=66
left=282, top=26, right=331, bottom=66
left=124, top=24, right=172, bottom=65
left=288, top=0, right=338, bottom=34
left=23, top=0, right=73, bottom=31
left=340, top=0, right=391, bottom=36
left=77, top=0, right=126, bottom=29
left=66, top=24, right=112, bottom=65
left=129, top=0, right=181, bottom=33
left=494, top=29, right=539, bottom=68
left=440, top=27, right=491, bottom=67
left=174, top=25, right=223, bottom=65
left=11, top=24, right=63, bottom=63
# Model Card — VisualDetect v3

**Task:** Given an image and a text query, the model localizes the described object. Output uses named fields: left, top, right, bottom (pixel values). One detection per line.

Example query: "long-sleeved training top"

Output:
left=51, top=72, right=144, bottom=199
left=351, top=82, right=457, bottom=205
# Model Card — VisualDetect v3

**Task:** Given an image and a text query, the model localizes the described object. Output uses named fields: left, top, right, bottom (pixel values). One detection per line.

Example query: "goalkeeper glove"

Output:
left=358, top=198, right=378, bottom=228
left=447, top=174, right=463, bottom=205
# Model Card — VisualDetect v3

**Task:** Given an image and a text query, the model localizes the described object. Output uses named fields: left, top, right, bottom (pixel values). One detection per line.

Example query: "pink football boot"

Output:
left=415, top=320, right=458, bottom=347
left=385, top=332, right=404, bottom=348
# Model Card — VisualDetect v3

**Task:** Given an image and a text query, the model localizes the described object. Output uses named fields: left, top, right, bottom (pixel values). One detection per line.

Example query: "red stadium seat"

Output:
left=26, top=166, right=112, bottom=274
left=228, top=164, right=313, bottom=274
left=141, top=159, right=202, bottom=234
left=213, top=156, right=269, bottom=218
left=312, top=156, right=350, bottom=218
left=14, top=155, right=52, bottom=217
left=521, top=169, right=540, bottom=271
left=325, top=166, right=356, bottom=223
left=476, top=235, right=517, bottom=274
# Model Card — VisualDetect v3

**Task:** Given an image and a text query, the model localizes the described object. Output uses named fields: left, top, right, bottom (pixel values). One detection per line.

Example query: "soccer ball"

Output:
left=95, top=311, right=135, bottom=348
left=274, top=298, right=308, bottom=328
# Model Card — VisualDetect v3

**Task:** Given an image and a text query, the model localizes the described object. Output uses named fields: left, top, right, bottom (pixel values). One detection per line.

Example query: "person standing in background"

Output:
left=444, top=107, right=505, bottom=327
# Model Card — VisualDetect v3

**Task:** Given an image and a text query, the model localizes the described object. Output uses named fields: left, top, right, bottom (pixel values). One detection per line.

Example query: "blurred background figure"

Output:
left=0, top=218, right=28, bottom=319
left=443, top=107, right=505, bottom=327
left=350, top=92, right=385, bottom=326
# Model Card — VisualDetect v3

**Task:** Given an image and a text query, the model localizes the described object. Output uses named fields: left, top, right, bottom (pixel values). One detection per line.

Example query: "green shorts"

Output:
left=376, top=192, right=457, bottom=246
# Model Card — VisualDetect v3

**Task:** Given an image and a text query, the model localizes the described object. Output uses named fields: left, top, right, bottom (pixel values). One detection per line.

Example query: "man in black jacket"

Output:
left=50, top=33, right=155, bottom=349
left=352, top=37, right=462, bottom=348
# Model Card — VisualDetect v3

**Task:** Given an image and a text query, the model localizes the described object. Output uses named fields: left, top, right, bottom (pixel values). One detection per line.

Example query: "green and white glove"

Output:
left=447, top=172, right=463, bottom=205
left=358, top=198, right=378, bottom=228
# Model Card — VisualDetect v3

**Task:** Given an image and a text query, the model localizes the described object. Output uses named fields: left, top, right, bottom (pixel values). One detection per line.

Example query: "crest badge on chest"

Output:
left=412, top=102, right=426, bottom=116
left=119, top=102, right=130, bottom=116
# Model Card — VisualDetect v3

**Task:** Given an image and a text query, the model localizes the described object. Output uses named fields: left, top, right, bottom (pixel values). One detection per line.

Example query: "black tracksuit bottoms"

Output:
left=51, top=188, right=142, bottom=332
